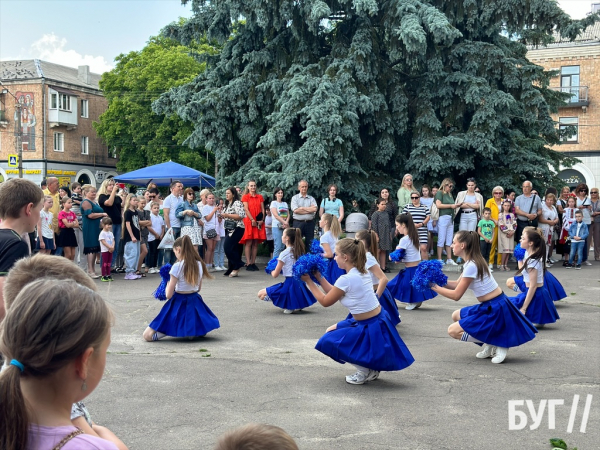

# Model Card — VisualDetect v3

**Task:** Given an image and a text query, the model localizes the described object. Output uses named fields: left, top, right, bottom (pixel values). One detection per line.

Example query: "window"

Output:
left=561, top=66, right=580, bottom=103
left=559, top=117, right=578, bottom=143
left=50, top=93, right=57, bottom=109
left=80, top=99, right=88, bottom=118
left=81, top=136, right=89, bottom=155
left=54, top=132, right=64, bottom=151
left=58, top=94, right=71, bottom=111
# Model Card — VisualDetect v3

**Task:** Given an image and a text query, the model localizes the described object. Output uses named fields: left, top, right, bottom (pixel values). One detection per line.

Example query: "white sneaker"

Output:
left=491, top=347, right=508, bottom=364
left=215, top=266, right=224, bottom=271
left=365, top=370, right=380, bottom=381
left=283, top=309, right=294, bottom=314
left=446, top=259, right=457, bottom=266
left=142, top=263, right=146, bottom=268
left=476, top=344, right=496, bottom=359
left=405, top=302, right=422, bottom=310
left=345, top=371, right=369, bottom=385
left=488, top=264, right=494, bottom=273
left=584, top=261, right=593, bottom=266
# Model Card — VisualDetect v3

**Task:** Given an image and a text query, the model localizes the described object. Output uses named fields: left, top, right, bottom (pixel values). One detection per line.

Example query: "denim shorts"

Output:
left=36, top=236, right=55, bottom=250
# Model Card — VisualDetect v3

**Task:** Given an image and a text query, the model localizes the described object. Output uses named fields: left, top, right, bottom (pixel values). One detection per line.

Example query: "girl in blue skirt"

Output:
left=143, top=235, right=220, bottom=341
left=320, top=213, right=345, bottom=283
left=387, top=214, right=437, bottom=310
left=258, top=227, right=317, bottom=314
left=303, top=238, right=414, bottom=385
left=354, top=229, right=401, bottom=325
left=508, top=248, right=567, bottom=302
left=432, top=231, right=537, bottom=364
left=507, top=227, right=560, bottom=328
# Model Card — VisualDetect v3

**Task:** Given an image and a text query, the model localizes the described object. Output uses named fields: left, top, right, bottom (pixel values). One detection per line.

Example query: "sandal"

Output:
left=135, top=270, right=147, bottom=278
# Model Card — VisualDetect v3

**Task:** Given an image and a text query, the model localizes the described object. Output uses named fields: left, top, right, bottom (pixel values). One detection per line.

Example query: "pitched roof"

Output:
left=554, top=21, right=600, bottom=45
left=0, top=59, right=102, bottom=90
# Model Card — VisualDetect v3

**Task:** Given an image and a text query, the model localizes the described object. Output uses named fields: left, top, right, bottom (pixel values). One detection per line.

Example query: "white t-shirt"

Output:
left=163, top=194, right=183, bottom=228
left=201, top=204, right=218, bottom=231
left=335, top=267, right=380, bottom=315
left=40, top=210, right=54, bottom=239
left=170, top=260, right=203, bottom=292
left=265, top=214, right=273, bottom=240
left=320, top=231, right=338, bottom=257
left=398, top=235, right=421, bottom=262
left=366, top=252, right=380, bottom=285
left=522, top=251, right=543, bottom=284
left=277, top=247, right=295, bottom=277
left=98, top=230, right=114, bottom=253
left=148, top=213, right=165, bottom=243
left=461, top=260, right=498, bottom=297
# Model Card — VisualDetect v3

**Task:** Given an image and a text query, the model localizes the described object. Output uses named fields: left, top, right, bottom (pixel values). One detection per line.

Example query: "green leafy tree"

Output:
left=95, top=32, right=219, bottom=174
left=154, top=0, right=597, bottom=199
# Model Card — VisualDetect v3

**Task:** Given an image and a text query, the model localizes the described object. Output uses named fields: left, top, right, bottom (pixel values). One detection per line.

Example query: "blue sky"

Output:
left=0, top=0, right=594, bottom=74
left=0, top=0, right=193, bottom=73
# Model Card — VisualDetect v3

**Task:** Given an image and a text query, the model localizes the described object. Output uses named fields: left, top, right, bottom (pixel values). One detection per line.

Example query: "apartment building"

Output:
left=527, top=15, right=600, bottom=189
left=0, top=60, right=117, bottom=187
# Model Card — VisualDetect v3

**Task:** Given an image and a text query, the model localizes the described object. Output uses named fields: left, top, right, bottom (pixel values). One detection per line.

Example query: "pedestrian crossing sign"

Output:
left=8, top=154, right=18, bottom=168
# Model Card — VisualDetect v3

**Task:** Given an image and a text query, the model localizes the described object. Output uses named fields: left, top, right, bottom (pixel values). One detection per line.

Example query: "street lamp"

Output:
left=0, top=82, right=23, bottom=178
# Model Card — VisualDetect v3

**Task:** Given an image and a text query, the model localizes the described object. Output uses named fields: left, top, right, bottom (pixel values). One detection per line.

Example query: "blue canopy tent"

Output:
left=113, top=161, right=215, bottom=188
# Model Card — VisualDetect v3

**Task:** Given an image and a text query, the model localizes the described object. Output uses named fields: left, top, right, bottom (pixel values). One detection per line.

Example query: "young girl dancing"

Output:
left=0, top=278, right=125, bottom=450
left=320, top=213, right=345, bottom=283
left=387, top=214, right=437, bottom=310
left=257, top=228, right=317, bottom=314
left=57, top=196, right=79, bottom=261
left=431, top=231, right=537, bottom=364
left=303, top=238, right=414, bottom=385
left=507, top=228, right=560, bottom=327
left=355, top=229, right=401, bottom=325
left=143, top=235, right=220, bottom=341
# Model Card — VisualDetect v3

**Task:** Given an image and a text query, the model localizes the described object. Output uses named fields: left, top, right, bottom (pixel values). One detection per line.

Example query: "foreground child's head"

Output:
left=214, top=423, right=298, bottom=450
left=0, top=178, right=44, bottom=232
left=283, top=227, right=304, bottom=259
left=0, top=278, right=112, bottom=450
left=335, top=238, right=367, bottom=274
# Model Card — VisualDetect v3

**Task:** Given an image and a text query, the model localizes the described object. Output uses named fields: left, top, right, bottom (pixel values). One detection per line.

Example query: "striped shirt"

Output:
left=402, top=203, right=430, bottom=244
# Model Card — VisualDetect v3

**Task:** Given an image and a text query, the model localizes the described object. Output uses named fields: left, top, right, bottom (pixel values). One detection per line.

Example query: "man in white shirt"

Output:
left=291, top=180, right=318, bottom=250
left=162, top=180, right=184, bottom=264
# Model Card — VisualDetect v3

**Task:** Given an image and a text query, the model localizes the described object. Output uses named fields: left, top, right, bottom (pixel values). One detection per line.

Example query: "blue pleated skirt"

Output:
left=514, top=273, right=566, bottom=302
left=459, top=293, right=537, bottom=348
left=324, top=257, right=346, bottom=284
left=149, top=292, right=220, bottom=337
left=346, top=288, right=401, bottom=326
left=387, top=265, right=437, bottom=304
left=316, top=310, right=414, bottom=372
left=265, top=277, right=317, bottom=311
left=509, top=286, right=560, bottom=325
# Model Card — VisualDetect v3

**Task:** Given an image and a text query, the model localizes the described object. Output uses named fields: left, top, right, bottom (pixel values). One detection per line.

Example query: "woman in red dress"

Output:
left=240, top=180, right=266, bottom=271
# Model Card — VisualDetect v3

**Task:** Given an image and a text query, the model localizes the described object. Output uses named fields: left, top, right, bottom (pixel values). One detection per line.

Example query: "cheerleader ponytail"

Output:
left=356, top=229, right=378, bottom=256
left=516, top=227, right=546, bottom=276
left=336, top=238, right=367, bottom=274
left=396, top=214, right=420, bottom=252
left=285, top=228, right=306, bottom=260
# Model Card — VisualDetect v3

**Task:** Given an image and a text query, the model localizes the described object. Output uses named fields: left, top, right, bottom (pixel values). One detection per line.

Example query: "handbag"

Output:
left=206, top=228, right=218, bottom=239
left=527, top=194, right=539, bottom=227
left=157, top=227, right=175, bottom=249
left=224, top=219, right=237, bottom=231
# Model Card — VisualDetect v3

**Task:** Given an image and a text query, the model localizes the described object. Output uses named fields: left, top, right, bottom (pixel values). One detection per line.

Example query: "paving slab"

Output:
left=87, top=261, right=600, bottom=450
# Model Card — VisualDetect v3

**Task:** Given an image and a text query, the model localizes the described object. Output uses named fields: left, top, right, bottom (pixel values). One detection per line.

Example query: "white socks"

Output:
left=461, top=332, right=483, bottom=344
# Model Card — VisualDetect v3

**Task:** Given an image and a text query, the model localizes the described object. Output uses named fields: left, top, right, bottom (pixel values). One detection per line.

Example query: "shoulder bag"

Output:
left=527, top=194, right=539, bottom=227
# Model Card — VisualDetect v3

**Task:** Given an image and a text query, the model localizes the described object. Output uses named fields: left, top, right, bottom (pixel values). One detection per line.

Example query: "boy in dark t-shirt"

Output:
left=0, top=178, right=44, bottom=322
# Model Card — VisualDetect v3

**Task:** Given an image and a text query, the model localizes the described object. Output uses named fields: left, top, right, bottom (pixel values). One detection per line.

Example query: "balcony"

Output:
left=551, top=86, right=589, bottom=108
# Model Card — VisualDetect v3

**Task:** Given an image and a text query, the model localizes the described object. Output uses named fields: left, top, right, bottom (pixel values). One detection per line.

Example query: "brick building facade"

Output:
left=527, top=21, right=600, bottom=189
left=0, top=60, right=117, bottom=187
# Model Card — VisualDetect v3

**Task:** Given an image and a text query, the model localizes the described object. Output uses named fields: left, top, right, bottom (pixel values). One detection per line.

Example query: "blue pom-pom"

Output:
left=153, top=264, right=172, bottom=301
left=411, top=260, right=448, bottom=292
left=514, top=243, right=526, bottom=261
left=309, top=240, right=325, bottom=255
left=265, top=257, right=279, bottom=274
left=390, top=248, right=406, bottom=262
left=292, top=253, right=328, bottom=283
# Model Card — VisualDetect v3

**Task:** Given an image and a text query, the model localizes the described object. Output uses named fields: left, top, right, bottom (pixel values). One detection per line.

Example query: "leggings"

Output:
left=224, top=227, right=245, bottom=270
left=101, top=252, right=113, bottom=277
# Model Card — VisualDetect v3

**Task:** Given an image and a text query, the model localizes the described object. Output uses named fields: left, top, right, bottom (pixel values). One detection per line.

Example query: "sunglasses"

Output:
left=591, top=191, right=599, bottom=194
left=411, top=196, right=419, bottom=199
left=493, top=192, right=502, bottom=195
left=148, top=195, right=156, bottom=199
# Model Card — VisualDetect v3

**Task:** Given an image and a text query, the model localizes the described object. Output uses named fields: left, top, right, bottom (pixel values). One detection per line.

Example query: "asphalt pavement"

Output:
left=88, top=259, right=599, bottom=450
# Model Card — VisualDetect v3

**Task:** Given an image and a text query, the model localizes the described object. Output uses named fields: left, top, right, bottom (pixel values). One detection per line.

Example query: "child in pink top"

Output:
left=57, top=197, right=80, bottom=261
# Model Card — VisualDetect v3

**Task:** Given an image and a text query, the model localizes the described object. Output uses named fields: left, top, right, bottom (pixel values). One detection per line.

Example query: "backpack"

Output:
left=429, top=202, right=439, bottom=221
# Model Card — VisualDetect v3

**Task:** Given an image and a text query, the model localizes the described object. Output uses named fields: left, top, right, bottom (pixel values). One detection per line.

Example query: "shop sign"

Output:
left=558, top=169, right=586, bottom=187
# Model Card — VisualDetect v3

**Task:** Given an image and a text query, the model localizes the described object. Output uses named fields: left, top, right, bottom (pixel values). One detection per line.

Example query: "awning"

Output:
left=49, top=85, right=79, bottom=97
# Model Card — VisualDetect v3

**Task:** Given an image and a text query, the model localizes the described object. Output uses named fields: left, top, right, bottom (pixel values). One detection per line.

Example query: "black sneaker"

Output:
left=562, top=261, right=568, bottom=267
left=576, top=264, right=581, bottom=270
left=565, top=263, right=572, bottom=269
left=251, top=264, right=259, bottom=271
left=107, top=276, right=114, bottom=281
left=100, top=276, right=109, bottom=282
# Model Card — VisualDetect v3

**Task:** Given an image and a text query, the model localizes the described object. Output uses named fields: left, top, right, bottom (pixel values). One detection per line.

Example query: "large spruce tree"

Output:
left=154, top=0, right=596, bottom=199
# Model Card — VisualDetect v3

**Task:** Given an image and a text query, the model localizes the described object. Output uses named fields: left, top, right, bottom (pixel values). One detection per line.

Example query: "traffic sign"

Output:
left=8, top=155, right=18, bottom=168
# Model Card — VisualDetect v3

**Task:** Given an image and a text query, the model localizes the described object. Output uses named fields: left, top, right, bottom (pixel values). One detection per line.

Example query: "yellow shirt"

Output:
left=43, top=188, right=61, bottom=233
left=485, top=197, right=503, bottom=221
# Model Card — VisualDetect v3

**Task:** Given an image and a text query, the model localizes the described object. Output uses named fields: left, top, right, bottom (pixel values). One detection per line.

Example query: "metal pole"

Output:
left=15, top=104, right=22, bottom=178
